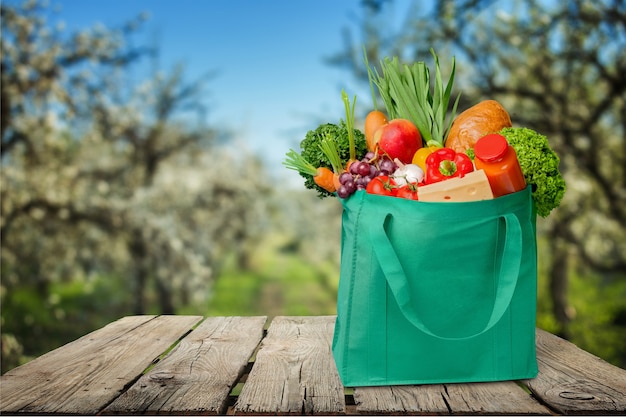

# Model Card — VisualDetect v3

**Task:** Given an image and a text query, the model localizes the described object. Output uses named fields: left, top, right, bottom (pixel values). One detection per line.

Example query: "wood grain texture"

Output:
left=523, top=328, right=626, bottom=415
left=4, top=318, right=626, bottom=416
left=0, top=315, right=202, bottom=415
left=443, top=381, right=551, bottom=415
left=354, top=381, right=551, bottom=415
left=354, top=384, right=451, bottom=414
left=102, top=316, right=267, bottom=415
left=234, top=316, right=345, bottom=415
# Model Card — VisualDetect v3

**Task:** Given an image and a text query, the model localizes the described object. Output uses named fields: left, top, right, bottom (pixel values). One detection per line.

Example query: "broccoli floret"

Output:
left=500, top=127, right=566, bottom=217
left=299, top=122, right=367, bottom=198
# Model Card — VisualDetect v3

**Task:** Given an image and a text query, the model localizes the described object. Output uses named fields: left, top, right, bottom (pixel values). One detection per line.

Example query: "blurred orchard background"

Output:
left=1, top=0, right=625, bottom=373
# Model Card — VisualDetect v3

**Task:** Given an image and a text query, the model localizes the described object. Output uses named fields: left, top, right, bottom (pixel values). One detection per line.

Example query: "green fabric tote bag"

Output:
left=332, top=186, right=538, bottom=387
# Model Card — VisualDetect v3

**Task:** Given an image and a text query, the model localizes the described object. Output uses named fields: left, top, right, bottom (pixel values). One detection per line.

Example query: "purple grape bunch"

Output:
left=336, top=152, right=398, bottom=198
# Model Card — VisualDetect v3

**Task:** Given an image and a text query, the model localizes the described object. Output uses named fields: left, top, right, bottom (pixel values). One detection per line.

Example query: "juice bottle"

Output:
left=473, top=133, right=526, bottom=197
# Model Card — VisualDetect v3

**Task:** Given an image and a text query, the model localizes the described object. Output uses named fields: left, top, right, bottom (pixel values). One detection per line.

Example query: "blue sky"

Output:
left=22, top=0, right=424, bottom=179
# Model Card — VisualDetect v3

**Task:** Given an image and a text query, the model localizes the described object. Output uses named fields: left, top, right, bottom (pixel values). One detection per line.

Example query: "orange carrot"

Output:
left=313, top=167, right=337, bottom=193
left=332, top=172, right=342, bottom=191
left=365, top=110, right=388, bottom=151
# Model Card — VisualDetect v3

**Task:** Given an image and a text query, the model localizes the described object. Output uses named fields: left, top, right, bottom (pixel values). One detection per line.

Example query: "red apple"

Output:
left=373, top=119, right=422, bottom=164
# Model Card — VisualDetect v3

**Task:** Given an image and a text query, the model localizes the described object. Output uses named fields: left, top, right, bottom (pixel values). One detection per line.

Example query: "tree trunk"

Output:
left=129, top=229, right=147, bottom=315
left=155, top=276, right=174, bottom=315
left=549, top=237, right=572, bottom=340
left=133, top=270, right=146, bottom=315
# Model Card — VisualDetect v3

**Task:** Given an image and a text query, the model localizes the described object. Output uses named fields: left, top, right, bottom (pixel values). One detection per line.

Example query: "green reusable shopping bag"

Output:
left=332, top=186, right=538, bottom=386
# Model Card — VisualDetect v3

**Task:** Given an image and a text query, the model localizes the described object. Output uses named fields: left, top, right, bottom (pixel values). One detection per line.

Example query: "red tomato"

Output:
left=366, top=175, right=396, bottom=196
left=396, top=184, right=419, bottom=200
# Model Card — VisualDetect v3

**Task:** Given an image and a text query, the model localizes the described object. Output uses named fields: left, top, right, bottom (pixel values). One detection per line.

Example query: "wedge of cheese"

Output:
left=419, top=169, right=494, bottom=202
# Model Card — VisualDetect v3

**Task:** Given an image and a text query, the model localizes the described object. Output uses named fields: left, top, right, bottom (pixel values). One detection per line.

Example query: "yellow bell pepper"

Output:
left=412, top=146, right=439, bottom=172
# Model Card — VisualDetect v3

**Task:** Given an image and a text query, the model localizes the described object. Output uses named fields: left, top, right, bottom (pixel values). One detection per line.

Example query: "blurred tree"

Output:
left=331, top=0, right=625, bottom=339
left=1, top=0, right=273, bottom=370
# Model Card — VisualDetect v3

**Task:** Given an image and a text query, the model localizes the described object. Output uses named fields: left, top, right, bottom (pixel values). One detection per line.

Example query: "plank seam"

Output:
left=95, top=315, right=204, bottom=415
left=224, top=325, right=268, bottom=415
left=514, top=379, right=560, bottom=415
left=441, top=384, right=453, bottom=414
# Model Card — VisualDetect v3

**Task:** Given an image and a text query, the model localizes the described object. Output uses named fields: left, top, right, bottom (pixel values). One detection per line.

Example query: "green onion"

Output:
left=365, top=48, right=461, bottom=147
left=341, top=89, right=357, bottom=162
left=283, top=149, right=317, bottom=176
left=318, top=133, right=344, bottom=174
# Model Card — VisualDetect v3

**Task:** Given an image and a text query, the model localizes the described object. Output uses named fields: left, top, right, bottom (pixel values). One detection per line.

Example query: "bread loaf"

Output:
left=445, top=100, right=512, bottom=153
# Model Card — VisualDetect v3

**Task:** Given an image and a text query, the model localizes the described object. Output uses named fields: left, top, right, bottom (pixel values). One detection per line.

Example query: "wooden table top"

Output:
left=1, top=315, right=625, bottom=415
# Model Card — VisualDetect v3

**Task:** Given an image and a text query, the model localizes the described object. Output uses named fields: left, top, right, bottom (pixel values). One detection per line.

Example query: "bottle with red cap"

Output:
left=473, top=133, right=526, bottom=197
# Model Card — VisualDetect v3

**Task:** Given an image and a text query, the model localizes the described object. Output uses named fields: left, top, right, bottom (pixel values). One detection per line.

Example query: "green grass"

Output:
left=204, top=236, right=339, bottom=318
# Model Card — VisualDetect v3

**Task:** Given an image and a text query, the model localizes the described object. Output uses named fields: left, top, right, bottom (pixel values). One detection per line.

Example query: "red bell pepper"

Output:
left=424, top=148, right=474, bottom=184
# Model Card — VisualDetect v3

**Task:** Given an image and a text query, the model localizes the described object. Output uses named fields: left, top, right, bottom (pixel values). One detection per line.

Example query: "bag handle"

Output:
left=369, top=211, right=523, bottom=341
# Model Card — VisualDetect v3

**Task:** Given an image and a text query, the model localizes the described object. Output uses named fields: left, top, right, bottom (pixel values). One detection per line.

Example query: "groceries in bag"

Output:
left=283, top=50, right=565, bottom=214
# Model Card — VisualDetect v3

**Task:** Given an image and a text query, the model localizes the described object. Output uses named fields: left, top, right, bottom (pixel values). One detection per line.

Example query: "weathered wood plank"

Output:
left=523, top=328, right=626, bottom=415
left=102, top=316, right=267, bottom=415
left=354, top=384, right=451, bottom=414
left=0, top=315, right=202, bottom=415
left=443, top=381, right=552, bottom=415
left=234, top=316, right=345, bottom=415
left=354, top=381, right=551, bottom=415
